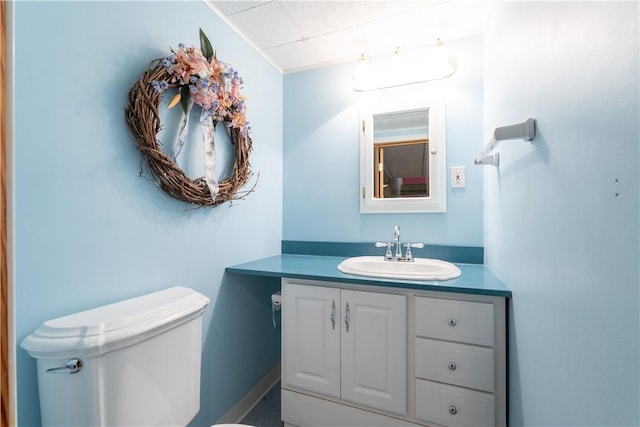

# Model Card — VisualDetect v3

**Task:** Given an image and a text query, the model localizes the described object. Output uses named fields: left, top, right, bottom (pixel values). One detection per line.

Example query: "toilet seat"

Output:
left=212, top=424, right=254, bottom=427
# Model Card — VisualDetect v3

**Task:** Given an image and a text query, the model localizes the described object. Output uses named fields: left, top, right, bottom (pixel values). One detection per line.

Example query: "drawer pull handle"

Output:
left=448, top=361, right=457, bottom=371
left=448, top=318, right=457, bottom=327
left=449, top=405, right=458, bottom=415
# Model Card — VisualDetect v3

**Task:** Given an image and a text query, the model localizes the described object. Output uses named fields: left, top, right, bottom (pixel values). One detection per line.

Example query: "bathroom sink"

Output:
left=337, top=256, right=461, bottom=281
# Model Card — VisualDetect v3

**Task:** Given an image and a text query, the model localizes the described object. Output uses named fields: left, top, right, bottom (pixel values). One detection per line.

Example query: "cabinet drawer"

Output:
left=415, top=297, right=494, bottom=346
left=415, top=338, right=494, bottom=392
left=416, top=379, right=494, bottom=427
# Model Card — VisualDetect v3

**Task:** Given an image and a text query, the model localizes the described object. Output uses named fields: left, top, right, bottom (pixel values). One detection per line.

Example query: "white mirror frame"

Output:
left=360, top=94, right=447, bottom=213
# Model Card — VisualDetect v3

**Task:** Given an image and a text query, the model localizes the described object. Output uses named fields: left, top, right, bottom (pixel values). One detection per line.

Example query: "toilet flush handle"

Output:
left=46, top=358, right=83, bottom=374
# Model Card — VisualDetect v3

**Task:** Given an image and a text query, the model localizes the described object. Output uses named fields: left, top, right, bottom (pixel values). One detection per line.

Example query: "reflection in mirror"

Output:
left=373, top=109, right=429, bottom=198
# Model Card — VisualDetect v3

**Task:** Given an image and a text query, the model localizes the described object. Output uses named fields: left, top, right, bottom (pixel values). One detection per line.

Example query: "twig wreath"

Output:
left=125, top=29, right=255, bottom=207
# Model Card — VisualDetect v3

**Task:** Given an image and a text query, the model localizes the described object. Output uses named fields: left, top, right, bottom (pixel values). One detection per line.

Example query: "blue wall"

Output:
left=283, top=36, right=485, bottom=247
left=13, top=2, right=640, bottom=426
left=484, top=2, right=639, bottom=425
left=14, top=2, right=282, bottom=426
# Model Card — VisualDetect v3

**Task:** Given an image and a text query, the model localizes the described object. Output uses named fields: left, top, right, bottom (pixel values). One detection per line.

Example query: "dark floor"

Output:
left=240, top=381, right=283, bottom=427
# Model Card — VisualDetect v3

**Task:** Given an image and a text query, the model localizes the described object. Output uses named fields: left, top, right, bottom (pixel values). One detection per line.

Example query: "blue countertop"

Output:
left=226, top=254, right=511, bottom=298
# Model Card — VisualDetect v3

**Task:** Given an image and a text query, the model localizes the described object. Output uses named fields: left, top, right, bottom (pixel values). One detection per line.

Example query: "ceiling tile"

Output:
left=213, top=1, right=273, bottom=16
left=208, top=0, right=488, bottom=72
left=280, top=1, right=358, bottom=38
left=357, top=9, right=427, bottom=54
left=265, top=40, right=325, bottom=71
left=267, top=26, right=368, bottom=72
left=348, top=1, right=429, bottom=25
left=313, top=26, right=370, bottom=62
left=226, top=1, right=304, bottom=49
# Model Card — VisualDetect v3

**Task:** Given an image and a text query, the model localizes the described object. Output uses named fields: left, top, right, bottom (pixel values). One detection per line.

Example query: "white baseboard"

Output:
left=216, top=363, right=281, bottom=424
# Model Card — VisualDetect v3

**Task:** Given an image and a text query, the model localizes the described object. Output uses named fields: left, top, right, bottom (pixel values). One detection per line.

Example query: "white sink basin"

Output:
left=337, top=256, right=461, bottom=281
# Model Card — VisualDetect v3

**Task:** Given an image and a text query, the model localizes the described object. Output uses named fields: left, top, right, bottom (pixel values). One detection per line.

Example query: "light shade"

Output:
left=352, top=42, right=457, bottom=92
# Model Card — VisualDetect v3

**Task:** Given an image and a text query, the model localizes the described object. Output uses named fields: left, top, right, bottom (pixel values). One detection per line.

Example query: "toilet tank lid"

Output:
left=20, top=286, right=210, bottom=359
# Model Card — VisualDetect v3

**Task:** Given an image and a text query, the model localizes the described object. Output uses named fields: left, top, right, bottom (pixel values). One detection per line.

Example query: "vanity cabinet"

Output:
left=281, top=278, right=507, bottom=427
left=282, top=280, right=407, bottom=415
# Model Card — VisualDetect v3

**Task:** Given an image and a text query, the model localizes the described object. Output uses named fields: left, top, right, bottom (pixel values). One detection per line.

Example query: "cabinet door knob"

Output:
left=448, top=361, right=457, bottom=371
left=449, top=405, right=458, bottom=415
left=448, top=318, right=457, bottom=327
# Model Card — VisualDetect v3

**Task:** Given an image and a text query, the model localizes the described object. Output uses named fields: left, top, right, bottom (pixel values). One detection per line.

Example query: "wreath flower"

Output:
left=150, top=32, right=251, bottom=139
left=125, top=29, right=255, bottom=207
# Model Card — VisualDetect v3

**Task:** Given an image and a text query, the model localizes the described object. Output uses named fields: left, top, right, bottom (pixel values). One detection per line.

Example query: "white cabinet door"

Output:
left=282, top=283, right=341, bottom=398
left=340, top=290, right=406, bottom=415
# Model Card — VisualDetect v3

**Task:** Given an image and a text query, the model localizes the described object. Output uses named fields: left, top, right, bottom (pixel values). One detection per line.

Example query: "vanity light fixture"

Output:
left=352, top=53, right=372, bottom=90
left=351, top=39, right=458, bottom=92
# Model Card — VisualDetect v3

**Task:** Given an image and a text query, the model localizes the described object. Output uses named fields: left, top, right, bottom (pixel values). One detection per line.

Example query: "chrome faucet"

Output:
left=393, top=225, right=402, bottom=260
left=375, top=224, right=425, bottom=262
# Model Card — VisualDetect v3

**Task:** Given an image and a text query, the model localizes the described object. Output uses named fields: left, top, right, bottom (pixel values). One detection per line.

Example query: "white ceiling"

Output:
left=205, top=0, right=490, bottom=73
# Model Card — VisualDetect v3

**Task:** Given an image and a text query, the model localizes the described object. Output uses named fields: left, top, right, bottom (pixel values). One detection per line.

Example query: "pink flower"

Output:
left=159, top=42, right=250, bottom=136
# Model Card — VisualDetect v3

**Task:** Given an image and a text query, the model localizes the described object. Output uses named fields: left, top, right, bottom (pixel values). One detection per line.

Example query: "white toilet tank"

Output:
left=21, top=286, right=210, bottom=426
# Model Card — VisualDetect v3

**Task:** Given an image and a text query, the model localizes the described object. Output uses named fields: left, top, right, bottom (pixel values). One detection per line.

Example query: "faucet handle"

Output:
left=375, top=242, right=394, bottom=260
left=403, top=243, right=425, bottom=261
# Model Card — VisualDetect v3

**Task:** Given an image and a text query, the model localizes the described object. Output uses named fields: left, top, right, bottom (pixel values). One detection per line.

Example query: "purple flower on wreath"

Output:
left=149, top=30, right=251, bottom=138
left=150, top=80, right=169, bottom=93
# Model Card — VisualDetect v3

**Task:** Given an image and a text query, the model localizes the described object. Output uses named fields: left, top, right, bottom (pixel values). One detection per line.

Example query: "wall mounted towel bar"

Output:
left=474, top=118, right=536, bottom=166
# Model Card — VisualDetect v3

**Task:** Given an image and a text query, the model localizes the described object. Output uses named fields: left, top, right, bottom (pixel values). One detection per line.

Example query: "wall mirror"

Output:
left=360, top=95, right=446, bottom=213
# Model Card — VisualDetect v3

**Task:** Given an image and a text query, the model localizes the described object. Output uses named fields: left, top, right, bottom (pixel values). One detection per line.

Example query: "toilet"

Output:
left=21, top=286, right=251, bottom=426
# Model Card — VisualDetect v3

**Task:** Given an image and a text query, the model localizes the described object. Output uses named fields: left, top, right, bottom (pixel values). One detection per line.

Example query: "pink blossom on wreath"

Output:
left=151, top=43, right=250, bottom=137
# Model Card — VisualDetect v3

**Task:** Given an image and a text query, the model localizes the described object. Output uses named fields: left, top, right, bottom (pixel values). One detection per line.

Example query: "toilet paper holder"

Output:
left=271, top=291, right=281, bottom=327
left=271, top=291, right=281, bottom=309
